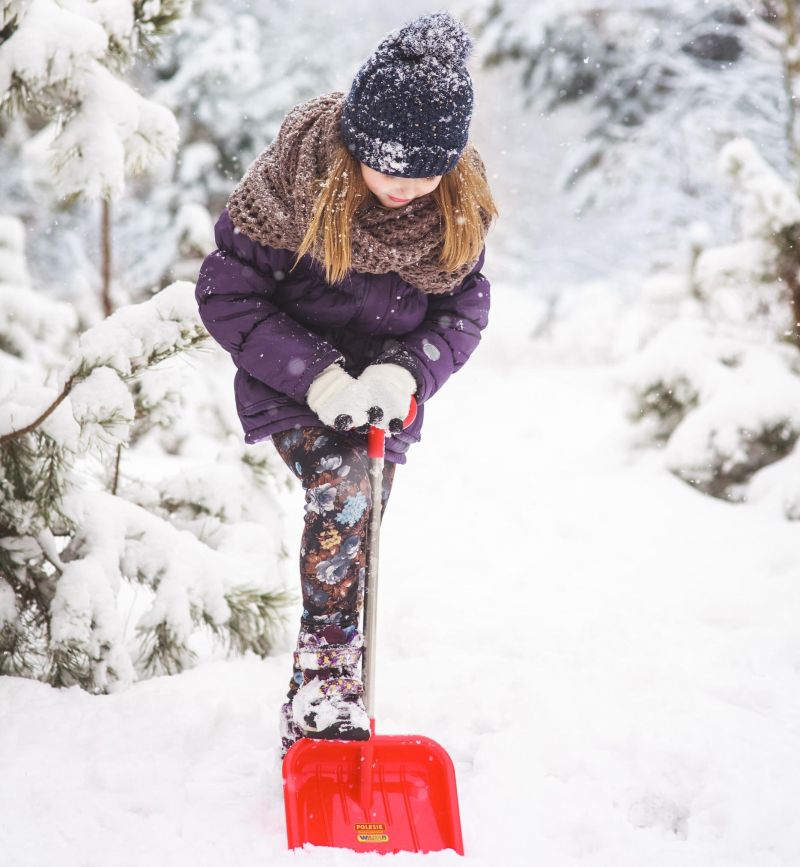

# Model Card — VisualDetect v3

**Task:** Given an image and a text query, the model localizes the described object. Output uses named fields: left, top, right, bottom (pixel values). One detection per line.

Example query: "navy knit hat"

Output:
left=340, top=12, right=475, bottom=179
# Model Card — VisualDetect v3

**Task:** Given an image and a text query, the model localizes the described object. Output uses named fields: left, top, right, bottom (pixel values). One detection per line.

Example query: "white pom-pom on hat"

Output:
left=394, top=11, right=473, bottom=65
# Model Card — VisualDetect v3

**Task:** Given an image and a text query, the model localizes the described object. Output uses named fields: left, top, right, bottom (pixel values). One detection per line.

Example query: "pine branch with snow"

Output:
left=0, top=0, right=189, bottom=200
left=1, top=266, right=294, bottom=693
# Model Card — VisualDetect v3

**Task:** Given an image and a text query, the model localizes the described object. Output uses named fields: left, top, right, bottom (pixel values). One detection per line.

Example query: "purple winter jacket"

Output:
left=194, top=207, right=491, bottom=464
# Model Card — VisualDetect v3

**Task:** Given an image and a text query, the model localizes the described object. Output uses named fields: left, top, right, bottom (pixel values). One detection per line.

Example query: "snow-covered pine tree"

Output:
left=466, top=0, right=789, bottom=235
left=0, top=0, right=187, bottom=201
left=0, top=2, right=295, bottom=692
left=468, top=0, right=800, bottom=514
left=621, top=136, right=800, bottom=513
left=0, top=0, right=192, bottom=315
left=0, top=219, right=293, bottom=691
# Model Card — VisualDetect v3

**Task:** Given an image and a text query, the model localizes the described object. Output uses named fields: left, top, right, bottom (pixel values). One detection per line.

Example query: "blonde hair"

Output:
left=290, top=142, right=499, bottom=286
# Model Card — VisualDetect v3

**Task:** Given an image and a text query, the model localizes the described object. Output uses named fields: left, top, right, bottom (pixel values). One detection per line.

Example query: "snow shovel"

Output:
left=282, top=395, right=465, bottom=855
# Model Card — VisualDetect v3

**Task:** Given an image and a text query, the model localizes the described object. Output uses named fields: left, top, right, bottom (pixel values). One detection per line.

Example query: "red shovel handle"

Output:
left=367, top=396, right=417, bottom=458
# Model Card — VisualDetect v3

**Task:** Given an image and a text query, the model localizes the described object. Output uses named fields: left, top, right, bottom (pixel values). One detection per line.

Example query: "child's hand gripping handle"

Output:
left=367, top=396, right=417, bottom=459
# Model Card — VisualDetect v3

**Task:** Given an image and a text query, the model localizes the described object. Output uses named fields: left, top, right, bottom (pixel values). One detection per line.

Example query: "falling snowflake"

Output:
left=288, top=357, right=307, bottom=376
left=422, top=338, right=441, bottom=361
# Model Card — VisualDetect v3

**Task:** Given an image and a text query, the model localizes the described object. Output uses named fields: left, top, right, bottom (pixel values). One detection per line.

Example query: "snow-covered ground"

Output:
left=2, top=280, right=799, bottom=867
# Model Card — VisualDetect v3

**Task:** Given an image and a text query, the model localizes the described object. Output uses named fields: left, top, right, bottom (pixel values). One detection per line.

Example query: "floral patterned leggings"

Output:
left=271, top=425, right=398, bottom=697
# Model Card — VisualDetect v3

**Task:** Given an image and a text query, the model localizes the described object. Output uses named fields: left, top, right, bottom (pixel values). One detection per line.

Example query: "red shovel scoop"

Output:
left=282, top=396, right=465, bottom=855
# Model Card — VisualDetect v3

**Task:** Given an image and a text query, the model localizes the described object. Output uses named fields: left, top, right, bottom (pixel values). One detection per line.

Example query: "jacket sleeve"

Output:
left=371, top=247, right=490, bottom=404
left=194, top=208, right=345, bottom=403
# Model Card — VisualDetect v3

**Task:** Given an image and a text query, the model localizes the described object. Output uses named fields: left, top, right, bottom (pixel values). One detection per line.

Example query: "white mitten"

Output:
left=357, top=363, right=417, bottom=433
left=306, top=363, right=371, bottom=432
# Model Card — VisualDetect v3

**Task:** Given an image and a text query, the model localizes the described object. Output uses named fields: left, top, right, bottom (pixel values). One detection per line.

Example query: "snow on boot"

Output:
left=292, top=675, right=370, bottom=741
left=279, top=700, right=304, bottom=759
left=290, top=623, right=371, bottom=741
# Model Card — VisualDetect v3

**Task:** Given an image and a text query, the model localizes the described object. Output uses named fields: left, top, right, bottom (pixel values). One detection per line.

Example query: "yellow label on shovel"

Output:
left=355, top=822, right=389, bottom=843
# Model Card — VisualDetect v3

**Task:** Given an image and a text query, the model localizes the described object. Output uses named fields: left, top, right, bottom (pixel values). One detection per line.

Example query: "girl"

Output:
left=195, top=12, right=498, bottom=757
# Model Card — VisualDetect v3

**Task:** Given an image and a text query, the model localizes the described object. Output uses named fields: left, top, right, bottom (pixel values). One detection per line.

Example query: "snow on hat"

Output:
left=340, top=12, right=475, bottom=178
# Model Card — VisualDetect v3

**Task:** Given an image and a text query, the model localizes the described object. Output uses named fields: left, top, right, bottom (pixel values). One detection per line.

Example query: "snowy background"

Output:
left=2, top=1, right=800, bottom=865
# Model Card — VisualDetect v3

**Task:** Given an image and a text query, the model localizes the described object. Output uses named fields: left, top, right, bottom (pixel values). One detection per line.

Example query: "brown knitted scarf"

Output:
left=225, top=90, right=491, bottom=295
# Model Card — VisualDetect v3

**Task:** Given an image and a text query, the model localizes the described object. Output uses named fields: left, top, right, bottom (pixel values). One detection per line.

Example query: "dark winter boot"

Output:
left=282, top=623, right=370, bottom=751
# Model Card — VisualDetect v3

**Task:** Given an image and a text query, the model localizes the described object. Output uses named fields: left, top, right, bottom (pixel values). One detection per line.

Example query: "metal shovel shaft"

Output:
left=362, top=398, right=417, bottom=721
left=362, top=451, right=383, bottom=719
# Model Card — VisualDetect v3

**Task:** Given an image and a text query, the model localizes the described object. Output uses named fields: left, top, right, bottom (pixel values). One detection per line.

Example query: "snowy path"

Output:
left=2, top=285, right=799, bottom=866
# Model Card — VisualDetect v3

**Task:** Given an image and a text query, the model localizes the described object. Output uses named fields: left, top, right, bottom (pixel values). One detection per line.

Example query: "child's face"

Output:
left=359, top=162, right=442, bottom=208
